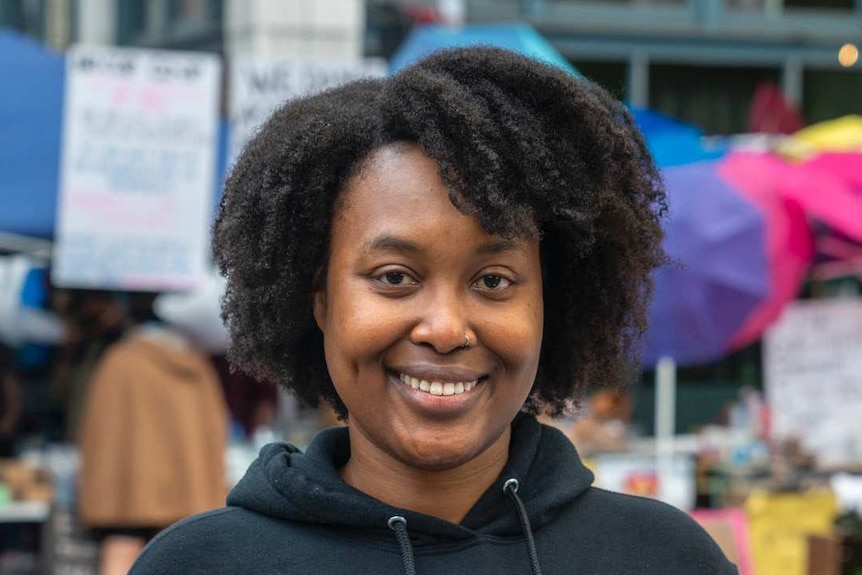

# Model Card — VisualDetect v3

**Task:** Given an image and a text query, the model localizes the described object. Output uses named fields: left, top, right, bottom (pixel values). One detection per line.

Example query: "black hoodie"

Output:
left=130, top=414, right=737, bottom=574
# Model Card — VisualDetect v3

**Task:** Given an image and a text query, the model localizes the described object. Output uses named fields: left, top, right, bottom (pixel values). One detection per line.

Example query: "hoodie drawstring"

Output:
left=503, top=478, right=543, bottom=575
left=388, top=516, right=416, bottom=575
left=387, top=479, right=542, bottom=575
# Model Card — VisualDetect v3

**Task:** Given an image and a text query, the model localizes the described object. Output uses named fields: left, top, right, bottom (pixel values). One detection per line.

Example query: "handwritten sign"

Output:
left=229, top=57, right=387, bottom=161
left=53, top=46, right=221, bottom=291
left=764, top=300, right=862, bottom=466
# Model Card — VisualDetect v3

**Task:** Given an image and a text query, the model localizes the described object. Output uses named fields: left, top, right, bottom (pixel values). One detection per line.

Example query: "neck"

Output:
left=341, top=427, right=511, bottom=524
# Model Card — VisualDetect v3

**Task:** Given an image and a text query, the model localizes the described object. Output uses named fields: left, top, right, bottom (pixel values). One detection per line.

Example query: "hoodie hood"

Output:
left=126, top=326, right=209, bottom=378
left=228, top=413, right=594, bottom=542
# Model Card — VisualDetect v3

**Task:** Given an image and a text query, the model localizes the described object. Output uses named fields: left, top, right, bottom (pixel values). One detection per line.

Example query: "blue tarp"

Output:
left=0, top=29, right=64, bottom=239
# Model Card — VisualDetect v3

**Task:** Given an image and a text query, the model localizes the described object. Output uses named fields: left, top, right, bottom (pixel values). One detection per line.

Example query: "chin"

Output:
left=394, top=435, right=484, bottom=472
left=401, top=451, right=475, bottom=472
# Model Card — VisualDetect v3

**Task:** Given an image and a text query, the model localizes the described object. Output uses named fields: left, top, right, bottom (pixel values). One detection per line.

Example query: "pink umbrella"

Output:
left=798, top=152, right=862, bottom=280
left=719, top=152, right=814, bottom=349
left=771, top=153, right=862, bottom=242
left=804, top=152, right=862, bottom=193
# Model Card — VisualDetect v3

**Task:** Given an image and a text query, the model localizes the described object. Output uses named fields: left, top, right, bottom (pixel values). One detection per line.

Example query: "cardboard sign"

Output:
left=54, top=46, right=221, bottom=291
left=229, top=56, right=386, bottom=161
left=690, top=508, right=754, bottom=575
left=590, top=452, right=696, bottom=511
left=745, top=490, right=837, bottom=575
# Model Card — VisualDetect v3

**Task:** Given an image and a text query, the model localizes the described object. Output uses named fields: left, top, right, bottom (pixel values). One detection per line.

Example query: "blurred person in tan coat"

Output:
left=77, top=294, right=228, bottom=575
left=0, top=344, right=22, bottom=457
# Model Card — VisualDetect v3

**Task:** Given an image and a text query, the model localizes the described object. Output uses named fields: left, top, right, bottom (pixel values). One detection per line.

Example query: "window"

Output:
left=803, top=69, right=862, bottom=124
left=785, top=0, right=854, bottom=9
left=166, top=0, right=222, bottom=28
left=117, top=0, right=147, bottom=45
left=571, top=60, right=628, bottom=100
left=649, top=64, right=781, bottom=135
left=0, top=0, right=46, bottom=40
left=118, top=0, right=223, bottom=51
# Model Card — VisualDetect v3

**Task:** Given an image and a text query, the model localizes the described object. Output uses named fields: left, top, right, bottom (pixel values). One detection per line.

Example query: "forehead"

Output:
left=329, top=143, right=539, bottom=264
left=344, top=144, right=445, bottom=203
left=334, top=144, right=477, bottom=238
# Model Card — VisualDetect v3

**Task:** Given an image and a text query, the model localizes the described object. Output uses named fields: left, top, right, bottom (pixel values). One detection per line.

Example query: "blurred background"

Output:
left=2, top=0, right=862, bottom=574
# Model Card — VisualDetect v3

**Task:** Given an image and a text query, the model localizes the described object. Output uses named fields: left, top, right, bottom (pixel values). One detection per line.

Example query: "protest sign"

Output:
left=229, top=56, right=386, bottom=161
left=54, top=46, right=221, bottom=291
left=764, top=300, right=862, bottom=466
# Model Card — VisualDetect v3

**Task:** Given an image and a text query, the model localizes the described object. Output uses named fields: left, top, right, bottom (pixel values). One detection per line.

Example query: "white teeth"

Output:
left=398, top=373, right=479, bottom=396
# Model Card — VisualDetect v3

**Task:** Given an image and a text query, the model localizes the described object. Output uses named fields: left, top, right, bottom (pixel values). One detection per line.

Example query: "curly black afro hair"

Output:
left=214, top=46, right=667, bottom=419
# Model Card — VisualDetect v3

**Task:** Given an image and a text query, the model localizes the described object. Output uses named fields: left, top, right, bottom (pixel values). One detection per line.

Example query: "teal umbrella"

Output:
left=389, top=23, right=580, bottom=77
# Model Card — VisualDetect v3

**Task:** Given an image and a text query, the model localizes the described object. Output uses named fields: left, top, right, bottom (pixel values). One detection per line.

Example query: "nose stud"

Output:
left=461, top=332, right=471, bottom=348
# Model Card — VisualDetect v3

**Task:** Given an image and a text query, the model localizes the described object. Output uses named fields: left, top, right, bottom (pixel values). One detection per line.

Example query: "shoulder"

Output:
left=572, top=488, right=738, bottom=574
left=131, top=506, right=334, bottom=574
left=93, top=339, right=140, bottom=371
left=130, top=507, right=250, bottom=575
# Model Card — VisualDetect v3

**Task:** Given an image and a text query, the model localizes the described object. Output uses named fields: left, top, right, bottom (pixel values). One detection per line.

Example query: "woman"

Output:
left=79, top=296, right=228, bottom=575
left=131, top=47, right=736, bottom=574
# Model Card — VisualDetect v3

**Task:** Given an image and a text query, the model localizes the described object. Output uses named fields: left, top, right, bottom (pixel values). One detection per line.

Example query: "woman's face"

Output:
left=314, top=143, right=543, bottom=471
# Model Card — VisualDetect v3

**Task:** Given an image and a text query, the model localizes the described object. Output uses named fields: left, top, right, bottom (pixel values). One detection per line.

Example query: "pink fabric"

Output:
left=804, top=151, right=862, bottom=194
left=719, top=152, right=813, bottom=349
left=775, top=154, right=862, bottom=242
left=690, top=508, right=754, bottom=575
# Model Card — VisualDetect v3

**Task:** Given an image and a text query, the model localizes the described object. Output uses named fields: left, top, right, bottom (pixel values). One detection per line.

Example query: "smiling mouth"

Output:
left=396, top=372, right=482, bottom=396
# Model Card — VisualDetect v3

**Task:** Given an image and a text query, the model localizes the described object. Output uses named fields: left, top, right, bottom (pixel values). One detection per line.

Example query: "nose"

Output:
left=409, top=285, right=471, bottom=354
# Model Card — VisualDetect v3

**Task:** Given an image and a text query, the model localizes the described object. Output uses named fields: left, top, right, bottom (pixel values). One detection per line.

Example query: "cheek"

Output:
left=322, top=283, right=405, bottom=374
left=480, top=292, right=544, bottom=372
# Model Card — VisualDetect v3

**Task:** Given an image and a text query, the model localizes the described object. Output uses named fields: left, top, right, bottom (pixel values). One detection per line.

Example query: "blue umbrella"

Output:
left=0, top=29, right=64, bottom=239
left=630, top=108, right=726, bottom=168
left=389, top=23, right=581, bottom=77
left=643, top=160, right=770, bottom=367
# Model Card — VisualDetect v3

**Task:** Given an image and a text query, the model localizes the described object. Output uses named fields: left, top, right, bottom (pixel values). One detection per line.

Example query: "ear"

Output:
left=312, top=267, right=326, bottom=331
left=313, top=288, right=326, bottom=331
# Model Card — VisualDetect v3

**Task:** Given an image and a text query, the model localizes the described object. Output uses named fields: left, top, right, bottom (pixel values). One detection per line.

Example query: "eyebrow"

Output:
left=475, top=239, right=522, bottom=255
left=363, top=235, right=523, bottom=256
left=363, top=235, right=421, bottom=254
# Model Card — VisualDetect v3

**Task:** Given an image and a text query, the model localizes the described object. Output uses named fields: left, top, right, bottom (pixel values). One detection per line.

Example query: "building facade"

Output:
left=2, top=0, right=860, bottom=133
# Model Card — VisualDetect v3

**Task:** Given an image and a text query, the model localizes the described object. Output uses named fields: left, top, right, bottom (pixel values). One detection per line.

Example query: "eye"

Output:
left=371, top=269, right=419, bottom=290
left=473, top=274, right=512, bottom=292
left=382, top=271, right=408, bottom=285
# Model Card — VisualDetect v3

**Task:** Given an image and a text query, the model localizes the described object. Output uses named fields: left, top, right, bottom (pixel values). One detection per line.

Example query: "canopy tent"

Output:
left=0, top=29, right=64, bottom=240
left=389, top=23, right=581, bottom=77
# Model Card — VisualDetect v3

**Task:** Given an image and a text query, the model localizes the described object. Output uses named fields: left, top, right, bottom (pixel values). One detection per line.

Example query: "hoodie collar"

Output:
left=227, top=413, right=594, bottom=540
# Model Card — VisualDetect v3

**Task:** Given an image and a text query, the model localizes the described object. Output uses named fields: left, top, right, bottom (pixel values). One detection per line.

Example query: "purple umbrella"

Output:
left=643, top=160, right=770, bottom=367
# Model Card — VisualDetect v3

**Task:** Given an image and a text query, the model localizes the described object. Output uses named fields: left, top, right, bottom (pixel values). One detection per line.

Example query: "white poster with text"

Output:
left=229, top=57, right=387, bottom=162
left=764, top=300, right=862, bottom=466
left=54, top=45, right=221, bottom=291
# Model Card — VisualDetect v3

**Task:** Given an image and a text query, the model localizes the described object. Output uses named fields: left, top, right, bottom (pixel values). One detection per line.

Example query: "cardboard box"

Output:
left=807, top=535, right=841, bottom=575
